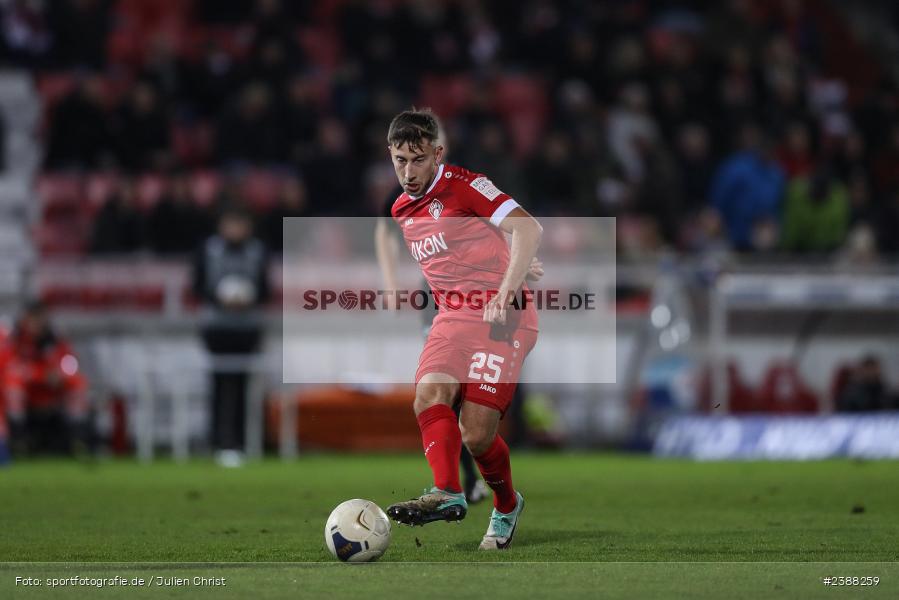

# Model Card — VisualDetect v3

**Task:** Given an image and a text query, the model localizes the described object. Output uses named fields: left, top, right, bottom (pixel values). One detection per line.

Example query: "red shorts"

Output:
left=415, top=316, right=538, bottom=415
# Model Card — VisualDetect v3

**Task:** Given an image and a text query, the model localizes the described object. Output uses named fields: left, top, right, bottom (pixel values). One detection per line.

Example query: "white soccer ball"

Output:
left=324, top=499, right=391, bottom=563
left=215, top=274, right=256, bottom=306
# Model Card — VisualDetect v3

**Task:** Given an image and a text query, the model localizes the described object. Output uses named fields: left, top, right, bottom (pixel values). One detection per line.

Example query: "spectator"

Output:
left=675, top=123, right=715, bottom=214
left=44, top=76, right=114, bottom=168
left=48, top=0, right=110, bottom=69
left=302, top=117, right=359, bottom=215
left=709, top=123, right=785, bottom=251
left=180, top=40, right=241, bottom=118
left=90, top=178, right=145, bottom=254
left=193, top=206, right=270, bottom=466
left=780, top=168, right=849, bottom=253
left=836, top=356, right=896, bottom=412
left=871, top=125, right=899, bottom=197
left=465, top=122, right=523, bottom=201
left=216, top=83, right=286, bottom=165
left=637, top=139, right=683, bottom=246
left=5, top=301, right=90, bottom=456
left=607, top=83, right=659, bottom=183
left=281, top=76, right=320, bottom=165
left=21, top=0, right=896, bottom=260
left=874, top=186, right=899, bottom=256
left=146, top=173, right=212, bottom=255
left=247, top=37, right=293, bottom=93
left=711, top=45, right=760, bottom=147
left=263, top=175, right=308, bottom=252
left=114, top=81, right=171, bottom=171
left=526, top=130, right=578, bottom=214
left=0, top=0, right=52, bottom=67
left=776, top=121, right=814, bottom=178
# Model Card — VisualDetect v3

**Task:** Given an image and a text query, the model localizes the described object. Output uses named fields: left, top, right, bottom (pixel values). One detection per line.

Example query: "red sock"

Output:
left=474, top=435, right=517, bottom=513
left=416, top=404, right=462, bottom=494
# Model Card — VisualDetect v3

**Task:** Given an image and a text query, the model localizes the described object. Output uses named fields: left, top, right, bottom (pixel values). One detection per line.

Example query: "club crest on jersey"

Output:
left=428, top=199, right=443, bottom=220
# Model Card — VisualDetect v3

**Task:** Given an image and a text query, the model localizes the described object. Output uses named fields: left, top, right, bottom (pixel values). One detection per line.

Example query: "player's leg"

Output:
left=413, top=372, right=463, bottom=492
left=387, top=372, right=469, bottom=525
left=454, top=400, right=487, bottom=503
left=460, top=394, right=525, bottom=549
left=459, top=401, right=517, bottom=510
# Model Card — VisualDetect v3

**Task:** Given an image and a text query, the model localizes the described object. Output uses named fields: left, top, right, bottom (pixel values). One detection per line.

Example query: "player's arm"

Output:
left=484, top=206, right=543, bottom=324
left=374, top=216, right=400, bottom=293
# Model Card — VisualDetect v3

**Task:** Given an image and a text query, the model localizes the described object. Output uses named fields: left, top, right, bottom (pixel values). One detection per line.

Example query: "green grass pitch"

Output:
left=1, top=454, right=897, bottom=599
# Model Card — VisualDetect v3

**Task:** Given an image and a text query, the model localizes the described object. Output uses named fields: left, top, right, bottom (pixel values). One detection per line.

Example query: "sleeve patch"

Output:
left=470, top=176, right=503, bottom=201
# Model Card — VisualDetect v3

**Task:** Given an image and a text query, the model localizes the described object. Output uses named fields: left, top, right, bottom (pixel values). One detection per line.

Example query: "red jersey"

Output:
left=391, top=163, right=538, bottom=331
left=6, top=328, right=86, bottom=411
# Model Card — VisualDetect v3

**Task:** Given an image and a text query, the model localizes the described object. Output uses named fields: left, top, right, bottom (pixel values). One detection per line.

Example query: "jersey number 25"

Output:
left=468, top=352, right=504, bottom=384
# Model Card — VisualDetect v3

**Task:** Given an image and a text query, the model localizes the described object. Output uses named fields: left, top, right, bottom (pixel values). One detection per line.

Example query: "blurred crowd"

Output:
left=3, top=0, right=899, bottom=259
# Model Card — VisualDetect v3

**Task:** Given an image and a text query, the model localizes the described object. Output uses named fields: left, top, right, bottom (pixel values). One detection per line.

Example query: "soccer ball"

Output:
left=215, top=274, right=256, bottom=306
left=324, top=499, right=391, bottom=563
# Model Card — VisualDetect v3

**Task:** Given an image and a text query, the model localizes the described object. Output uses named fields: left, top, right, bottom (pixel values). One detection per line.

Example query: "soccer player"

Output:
left=383, top=109, right=543, bottom=550
left=374, top=118, right=489, bottom=506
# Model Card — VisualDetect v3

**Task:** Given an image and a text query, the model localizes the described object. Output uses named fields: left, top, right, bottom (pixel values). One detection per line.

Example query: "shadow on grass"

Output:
left=449, top=528, right=607, bottom=552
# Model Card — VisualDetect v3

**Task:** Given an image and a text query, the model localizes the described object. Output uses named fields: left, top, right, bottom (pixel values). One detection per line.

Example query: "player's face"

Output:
left=389, top=140, right=444, bottom=196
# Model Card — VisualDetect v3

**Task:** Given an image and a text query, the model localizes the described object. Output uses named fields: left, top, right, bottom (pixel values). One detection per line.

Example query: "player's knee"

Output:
left=460, top=424, right=493, bottom=457
left=413, top=383, right=454, bottom=416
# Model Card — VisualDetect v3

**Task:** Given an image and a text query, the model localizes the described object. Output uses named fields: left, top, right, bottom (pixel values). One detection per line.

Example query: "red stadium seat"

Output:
left=493, top=75, right=549, bottom=158
left=200, top=25, right=253, bottom=61
left=239, top=170, right=282, bottom=211
left=85, top=173, right=119, bottom=213
left=36, top=73, right=77, bottom=116
left=757, top=361, right=819, bottom=414
left=190, top=170, right=221, bottom=207
left=298, top=26, right=341, bottom=70
left=172, top=120, right=216, bottom=167
left=37, top=173, right=83, bottom=211
left=34, top=222, right=91, bottom=256
left=136, top=174, right=166, bottom=210
left=419, top=75, right=475, bottom=121
left=698, top=360, right=756, bottom=413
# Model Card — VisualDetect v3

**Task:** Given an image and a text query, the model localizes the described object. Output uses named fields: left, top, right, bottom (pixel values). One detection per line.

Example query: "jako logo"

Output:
left=478, top=384, right=497, bottom=394
left=424, top=441, right=436, bottom=456
left=409, top=232, right=448, bottom=262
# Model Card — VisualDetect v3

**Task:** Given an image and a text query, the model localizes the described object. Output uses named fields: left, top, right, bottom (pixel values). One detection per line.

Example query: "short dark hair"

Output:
left=218, top=203, right=253, bottom=225
left=387, top=108, right=439, bottom=152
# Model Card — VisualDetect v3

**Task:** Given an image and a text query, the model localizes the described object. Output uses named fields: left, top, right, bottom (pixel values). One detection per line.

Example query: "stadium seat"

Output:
left=419, top=75, right=475, bottom=121
left=172, top=120, right=216, bottom=167
left=298, top=26, right=341, bottom=71
left=697, top=360, right=756, bottom=413
left=757, top=361, right=819, bottom=414
left=35, top=74, right=77, bottom=121
left=85, top=172, right=119, bottom=213
left=239, top=170, right=282, bottom=211
left=136, top=174, right=166, bottom=210
left=190, top=170, right=222, bottom=207
left=493, top=75, right=549, bottom=157
left=38, top=173, right=84, bottom=209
